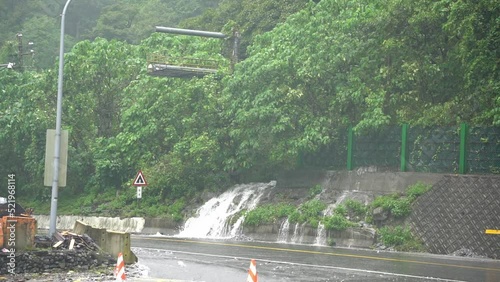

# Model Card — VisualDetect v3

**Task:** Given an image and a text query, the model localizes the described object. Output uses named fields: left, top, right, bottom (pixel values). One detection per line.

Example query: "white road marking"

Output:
left=135, top=247, right=466, bottom=282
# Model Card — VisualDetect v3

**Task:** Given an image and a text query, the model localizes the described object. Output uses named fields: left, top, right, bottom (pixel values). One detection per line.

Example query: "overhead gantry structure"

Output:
left=147, top=26, right=240, bottom=78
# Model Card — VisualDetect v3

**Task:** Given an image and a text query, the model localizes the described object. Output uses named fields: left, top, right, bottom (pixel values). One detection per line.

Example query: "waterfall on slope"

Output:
left=314, top=222, right=326, bottom=246
left=323, top=190, right=350, bottom=216
left=277, top=219, right=290, bottom=243
left=177, top=181, right=276, bottom=239
left=290, top=222, right=306, bottom=244
left=314, top=190, right=370, bottom=246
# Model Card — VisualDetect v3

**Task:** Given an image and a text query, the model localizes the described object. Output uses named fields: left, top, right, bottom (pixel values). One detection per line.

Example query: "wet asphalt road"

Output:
left=131, top=235, right=500, bottom=282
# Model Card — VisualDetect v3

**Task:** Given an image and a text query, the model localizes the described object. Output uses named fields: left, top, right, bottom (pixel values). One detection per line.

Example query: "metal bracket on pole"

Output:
left=155, top=26, right=227, bottom=39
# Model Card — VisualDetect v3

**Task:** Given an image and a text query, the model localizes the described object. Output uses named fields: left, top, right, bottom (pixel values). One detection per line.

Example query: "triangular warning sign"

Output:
left=133, top=171, right=148, bottom=186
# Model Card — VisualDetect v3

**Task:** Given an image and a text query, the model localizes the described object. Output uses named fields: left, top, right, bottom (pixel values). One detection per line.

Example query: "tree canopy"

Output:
left=0, top=0, right=221, bottom=69
left=0, top=0, right=498, bottom=216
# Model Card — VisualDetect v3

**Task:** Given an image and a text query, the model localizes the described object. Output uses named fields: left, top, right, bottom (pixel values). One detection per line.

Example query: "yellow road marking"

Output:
left=485, top=229, right=500, bottom=235
left=136, top=237, right=500, bottom=272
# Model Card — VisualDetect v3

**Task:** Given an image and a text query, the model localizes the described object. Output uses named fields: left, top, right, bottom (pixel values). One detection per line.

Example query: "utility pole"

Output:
left=16, top=33, right=35, bottom=71
left=49, top=0, right=73, bottom=237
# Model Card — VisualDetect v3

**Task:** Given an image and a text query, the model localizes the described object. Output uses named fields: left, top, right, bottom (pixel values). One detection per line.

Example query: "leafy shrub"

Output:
left=344, top=199, right=367, bottom=218
left=299, top=199, right=327, bottom=224
left=308, top=184, right=323, bottom=199
left=406, top=182, right=432, bottom=200
left=282, top=199, right=328, bottom=226
left=327, top=238, right=336, bottom=246
left=371, top=193, right=399, bottom=211
left=288, top=210, right=301, bottom=223
left=378, top=226, right=425, bottom=252
left=371, top=182, right=432, bottom=218
left=390, top=197, right=412, bottom=217
left=333, top=204, right=347, bottom=216
left=324, top=213, right=355, bottom=231
left=309, top=218, right=320, bottom=228
left=371, top=194, right=410, bottom=218
left=168, top=198, right=186, bottom=221
left=243, top=203, right=295, bottom=226
left=244, top=206, right=275, bottom=226
left=274, top=203, right=296, bottom=218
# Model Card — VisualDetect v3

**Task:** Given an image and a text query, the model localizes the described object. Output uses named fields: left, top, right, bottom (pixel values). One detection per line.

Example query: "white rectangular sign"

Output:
left=44, top=129, right=69, bottom=187
left=137, top=187, right=142, bottom=199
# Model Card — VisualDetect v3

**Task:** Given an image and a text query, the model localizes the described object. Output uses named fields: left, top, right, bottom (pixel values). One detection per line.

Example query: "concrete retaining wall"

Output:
left=276, top=169, right=443, bottom=194
left=243, top=223, right=376, bottom=248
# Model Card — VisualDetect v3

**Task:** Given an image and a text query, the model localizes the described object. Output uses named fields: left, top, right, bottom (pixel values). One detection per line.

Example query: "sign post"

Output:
left=132, top=171, right=147, bottom=208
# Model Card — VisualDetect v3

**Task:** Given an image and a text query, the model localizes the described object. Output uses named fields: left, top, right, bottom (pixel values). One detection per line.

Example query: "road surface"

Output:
left=131, top=235, right=500, bottom=282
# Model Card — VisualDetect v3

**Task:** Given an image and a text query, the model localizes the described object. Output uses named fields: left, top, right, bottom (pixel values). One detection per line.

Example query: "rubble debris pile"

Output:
left=50, top=231, right=102, bottom=251
left=0, top=231, right=115, bottom=275
left=0, top=249, right=115, bottom=275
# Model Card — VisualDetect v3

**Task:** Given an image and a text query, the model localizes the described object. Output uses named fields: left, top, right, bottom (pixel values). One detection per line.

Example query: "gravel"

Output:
left=1, top=262, right=149, bottom=281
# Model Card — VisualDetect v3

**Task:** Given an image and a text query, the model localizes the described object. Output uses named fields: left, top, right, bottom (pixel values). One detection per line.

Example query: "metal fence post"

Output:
left=459, top=123, right=468, bottom=174
left=347, top=126, right=353, bottom=170
left=400, top=124, right=408, bottom=172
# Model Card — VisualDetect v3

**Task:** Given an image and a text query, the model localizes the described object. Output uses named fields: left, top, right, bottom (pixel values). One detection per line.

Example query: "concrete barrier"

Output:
left=73, top=220, right=137, bottom=264
left=34, top=215, right=145, bottom=232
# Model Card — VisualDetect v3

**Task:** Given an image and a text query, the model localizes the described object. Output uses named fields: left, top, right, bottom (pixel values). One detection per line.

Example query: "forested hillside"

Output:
left=0, top=0, right=221, bottom=68
left=0, top=0, right=498, bottom=218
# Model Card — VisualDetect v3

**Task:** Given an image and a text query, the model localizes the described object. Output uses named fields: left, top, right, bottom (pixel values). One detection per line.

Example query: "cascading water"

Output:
left=323, top=190, right=350, bottom=216
left=314, top=222, right=326, bottom=246
left=277, top=219, right=290, bottom=243
left=275, top=190, right=371, bottom=246
left=177, top=181, right=276, bottom=239
left=290, top=222, right=306, bottom=244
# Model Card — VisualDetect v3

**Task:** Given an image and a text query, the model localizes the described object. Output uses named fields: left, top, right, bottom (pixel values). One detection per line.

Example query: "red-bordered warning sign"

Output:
left=133, top=171, right=148, bottom=186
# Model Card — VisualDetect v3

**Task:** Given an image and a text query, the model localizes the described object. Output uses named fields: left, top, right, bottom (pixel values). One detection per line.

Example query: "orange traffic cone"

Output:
left=114, top=252, right=126, bottom=281
left=247, top=259, right=258, bottom=282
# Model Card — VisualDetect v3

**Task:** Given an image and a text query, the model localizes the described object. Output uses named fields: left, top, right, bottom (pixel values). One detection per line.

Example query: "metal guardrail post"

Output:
left=347, top=126, right=354, bottom=171
left=400, top=124, right=408, bottom=172
left=459, top=123, right=468, bottom=174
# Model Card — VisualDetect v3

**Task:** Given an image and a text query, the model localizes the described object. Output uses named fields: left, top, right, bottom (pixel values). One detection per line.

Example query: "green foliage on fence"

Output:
left=339, top=125, right=500, bottom=174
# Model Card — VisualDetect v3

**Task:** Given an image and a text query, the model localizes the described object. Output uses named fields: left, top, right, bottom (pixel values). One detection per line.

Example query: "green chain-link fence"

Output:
left=303, top=124, right=500, bottom=174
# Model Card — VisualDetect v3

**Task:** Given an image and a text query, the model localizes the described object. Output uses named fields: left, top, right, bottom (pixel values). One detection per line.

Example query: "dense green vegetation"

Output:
left=0, top=0, right=498, bottom=217
left=378, top=226, right=426, bottom=252
left=371, top=182, right=432, bottom=218
left=0, top=0, right=221, bottom=69
left=243, top=203, right=296, bottom=226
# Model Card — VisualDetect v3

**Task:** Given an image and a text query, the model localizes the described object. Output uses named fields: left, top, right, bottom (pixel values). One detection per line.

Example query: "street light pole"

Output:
left=49, top=0, right=73, bottom=237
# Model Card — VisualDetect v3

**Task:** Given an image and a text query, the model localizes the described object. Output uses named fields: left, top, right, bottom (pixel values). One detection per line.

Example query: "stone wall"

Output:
left=0, top=249, right=114, bottom=275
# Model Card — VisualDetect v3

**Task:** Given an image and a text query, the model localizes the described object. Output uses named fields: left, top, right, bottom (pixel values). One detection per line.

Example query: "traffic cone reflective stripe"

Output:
left=114, top=252, right=126, bottom=281
left=247, top=259, right=258, bottom=282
